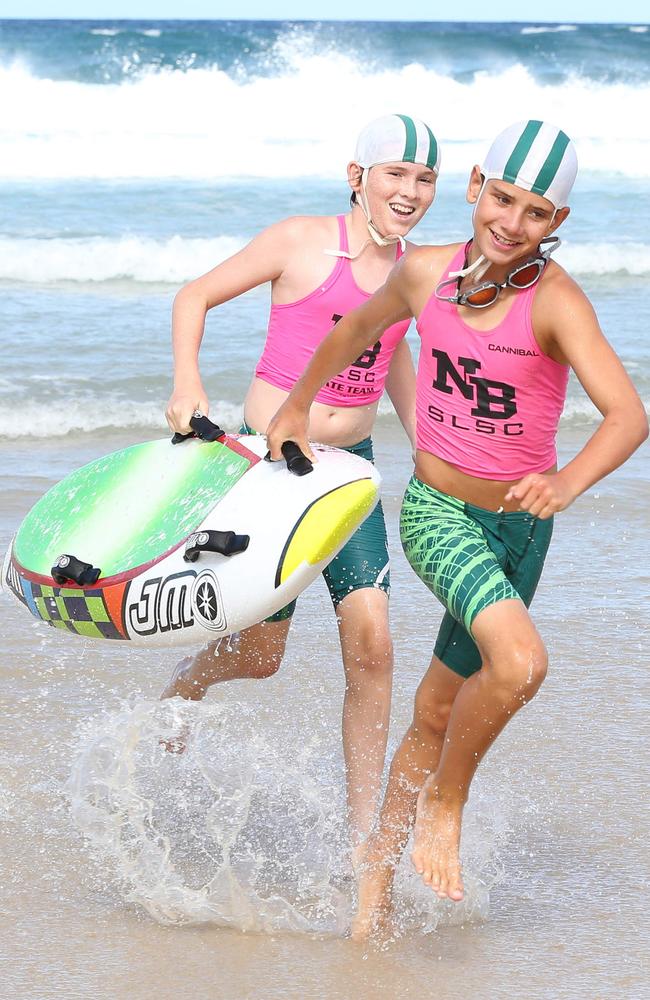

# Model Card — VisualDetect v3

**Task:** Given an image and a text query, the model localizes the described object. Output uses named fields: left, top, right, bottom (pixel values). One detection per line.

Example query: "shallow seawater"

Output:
left=1, top=429, right=648, bottom=999
left=1, top=16, right=649, bottom=1000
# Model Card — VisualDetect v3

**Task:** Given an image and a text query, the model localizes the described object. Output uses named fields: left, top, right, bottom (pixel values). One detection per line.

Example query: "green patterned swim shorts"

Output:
left=400, top=476, right=553, bottom=678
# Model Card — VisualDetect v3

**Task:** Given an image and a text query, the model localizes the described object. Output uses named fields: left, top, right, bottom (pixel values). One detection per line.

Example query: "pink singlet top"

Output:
left=416, top=244, right=569, bottom=480
left=254, top=216, right=410, bottom=407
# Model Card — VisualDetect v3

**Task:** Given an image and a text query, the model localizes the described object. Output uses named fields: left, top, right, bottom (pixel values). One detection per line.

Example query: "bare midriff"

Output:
left=415, top=449, right=557, bottom=513
left=244, top=376, right=380, bottom=447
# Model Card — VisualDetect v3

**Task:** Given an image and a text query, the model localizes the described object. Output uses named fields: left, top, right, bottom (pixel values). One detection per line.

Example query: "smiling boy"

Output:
left=162, top=114, right=440, bottom=865
left=266, top=120, right=648, bottom=936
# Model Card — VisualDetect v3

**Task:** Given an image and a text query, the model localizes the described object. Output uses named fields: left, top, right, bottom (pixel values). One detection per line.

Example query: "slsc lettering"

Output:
left=348, top=369, right=375, bottom=383
left=427, top=405, right=523, bottom=436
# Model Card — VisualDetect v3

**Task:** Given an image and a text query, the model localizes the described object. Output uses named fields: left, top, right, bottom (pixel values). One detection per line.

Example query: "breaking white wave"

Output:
left=0, top=398, right=243, bottom=439
left=0, top=58, right=649, bottom=180
left=520, top=26, right=577, bottom=35
left=2, top=235, right=650, bottom=286
left=1, top=390, right=645, bottom=441
left=0, top=235, right=244, bottom=284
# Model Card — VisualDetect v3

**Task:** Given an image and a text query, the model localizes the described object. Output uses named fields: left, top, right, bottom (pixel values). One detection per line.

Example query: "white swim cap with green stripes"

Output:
left=451, top=121, right=577, bottom=283
left=355, top=113, right=441, bottom=175
left=481, top=120, right=577, bottom=208
left=335, top=113, right=440, bottom=258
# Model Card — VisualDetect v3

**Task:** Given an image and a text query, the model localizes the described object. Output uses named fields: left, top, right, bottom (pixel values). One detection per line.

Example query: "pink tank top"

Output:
left=416, top=245, right=569, bottom=480
left=255, top=216, right=410, bottom=407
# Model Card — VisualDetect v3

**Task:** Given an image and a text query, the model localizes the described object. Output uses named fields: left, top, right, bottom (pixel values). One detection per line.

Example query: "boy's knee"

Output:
left=247, top=658, right=282, bottom=679
left=487, top=635, right=548, bottom=701
left=243, top=642, right=285, bottom=679
left=235, top=628, right=288, bottom=679
left=413, top=680, right=453, bottom=738
left=343, top=624, right=393, bottom=684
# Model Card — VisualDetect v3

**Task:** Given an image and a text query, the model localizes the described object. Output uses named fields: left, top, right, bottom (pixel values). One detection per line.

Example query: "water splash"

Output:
left=65, top=695, right=508, bottom=936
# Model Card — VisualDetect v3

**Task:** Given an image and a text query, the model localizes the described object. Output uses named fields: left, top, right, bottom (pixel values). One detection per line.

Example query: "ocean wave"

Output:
left=1, top=235, right=649, bottom=285
left=520, top=26, right=577, bottom=35
left=0, top=59, right=649, bottom=180
left=0, top=390, right=645, bottom=441
left=5, top=20, right=648, bottom=87
left=0, top=235, right=245, bottom=284
left=556, top=242, right=650, bottom=277
left=0, top=398, right=244, bottom=439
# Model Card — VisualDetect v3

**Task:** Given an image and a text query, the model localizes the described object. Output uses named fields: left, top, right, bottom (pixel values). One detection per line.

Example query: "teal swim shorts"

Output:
left=400, top=475, right=553, bottom=678
left=240, top=424, right=390, bottom=622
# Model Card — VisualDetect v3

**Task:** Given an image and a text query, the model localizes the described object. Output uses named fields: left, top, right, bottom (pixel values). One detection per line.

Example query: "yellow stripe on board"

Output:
left=278, top=480, right=378, bottom=585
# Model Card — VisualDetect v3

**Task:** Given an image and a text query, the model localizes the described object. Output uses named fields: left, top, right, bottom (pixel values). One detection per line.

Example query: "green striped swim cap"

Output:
left=481, top=120, right=577, bottom=208
left=355, top=114, right=440, bottom=175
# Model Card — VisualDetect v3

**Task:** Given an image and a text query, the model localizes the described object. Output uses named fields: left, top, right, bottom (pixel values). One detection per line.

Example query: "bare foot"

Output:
left=411, top=778, right=464, bottom=902
left=159, top=724, right=191, bottom=755
left=159, top=657, right=196, bottom=753
left=350, top=854, right=395, bottom=942
left=159, top=655, right=206, bottom=701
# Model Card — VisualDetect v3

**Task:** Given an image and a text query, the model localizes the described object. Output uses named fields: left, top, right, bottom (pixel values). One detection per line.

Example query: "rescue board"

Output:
left=2, top=417, right=380, bottom=646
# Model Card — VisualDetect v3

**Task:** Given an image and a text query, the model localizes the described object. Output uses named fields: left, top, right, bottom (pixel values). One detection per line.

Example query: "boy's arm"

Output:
left=384, top=337, right=417, bottom=452
left=166, top=220, right=299, bottom=434
left=265, top=261, right=414, bottom=460
left=506, top=277, right=648, bottom=518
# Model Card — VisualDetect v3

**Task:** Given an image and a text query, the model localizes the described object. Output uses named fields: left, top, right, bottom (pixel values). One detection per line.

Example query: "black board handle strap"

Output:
left=51, top=554, right=101, bottom=586
left=264, top=440, right=313, bottom=477
left=184, top=530, right=250, bottom=563
left=171, top=411, right=226, bottom=445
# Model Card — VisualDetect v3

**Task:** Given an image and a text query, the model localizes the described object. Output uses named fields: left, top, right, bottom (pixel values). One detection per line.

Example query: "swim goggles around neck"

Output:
left=434, top=235, right=561, bottom=309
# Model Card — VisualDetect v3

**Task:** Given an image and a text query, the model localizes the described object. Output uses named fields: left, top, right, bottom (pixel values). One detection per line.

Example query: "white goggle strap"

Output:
left=448, top=253, right=490, bottom=282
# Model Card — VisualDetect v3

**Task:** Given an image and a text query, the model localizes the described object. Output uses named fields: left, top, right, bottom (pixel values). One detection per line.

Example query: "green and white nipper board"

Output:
left=2, top=434, right=380, bottom=646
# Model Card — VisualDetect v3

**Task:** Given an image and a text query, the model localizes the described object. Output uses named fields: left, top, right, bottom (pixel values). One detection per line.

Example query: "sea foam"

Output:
left=1, top=58, right=649, bottom=180
left=1, top=235, right=648, bottom=285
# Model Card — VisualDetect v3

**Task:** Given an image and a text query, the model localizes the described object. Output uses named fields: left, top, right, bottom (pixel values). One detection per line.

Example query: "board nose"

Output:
left=274, top=479, right=379, bottom=588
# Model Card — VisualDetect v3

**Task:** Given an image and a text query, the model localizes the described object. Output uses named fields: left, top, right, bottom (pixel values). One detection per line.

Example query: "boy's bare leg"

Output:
left=411, top=599, right=547, bottom=902
left=351, top=655, right=464, bottom=939
left=158, top=619, right=291, bottom=751
left=160, top=618, right=292, bottom=701
left=336, top=588, right=393, bottom=863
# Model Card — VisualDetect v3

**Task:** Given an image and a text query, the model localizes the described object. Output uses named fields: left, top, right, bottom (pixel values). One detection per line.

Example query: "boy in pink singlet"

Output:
left=162, top=115, right=440, bottom=863
left=266, top=120, right=648, bottom=936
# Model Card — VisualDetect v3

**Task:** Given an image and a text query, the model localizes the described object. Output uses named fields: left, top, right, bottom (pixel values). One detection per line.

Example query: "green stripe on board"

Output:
left=531, top=131, right=570, bottom=195
left=502, top=120, right=543, bottom=184
left=396, top=114, right=417, bottom=163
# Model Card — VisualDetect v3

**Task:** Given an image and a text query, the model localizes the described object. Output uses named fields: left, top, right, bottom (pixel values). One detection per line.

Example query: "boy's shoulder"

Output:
left=535, top=259, right=591, bottom=316
left=533, top=259, right=599, bottom=354
left=400, top=241, right=463, bottom=282
left=262, top=214, right=338, bottom=251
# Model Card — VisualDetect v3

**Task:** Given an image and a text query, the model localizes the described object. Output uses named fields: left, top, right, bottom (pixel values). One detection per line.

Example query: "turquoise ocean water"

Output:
left=0, top=19, right=648, bottom=1000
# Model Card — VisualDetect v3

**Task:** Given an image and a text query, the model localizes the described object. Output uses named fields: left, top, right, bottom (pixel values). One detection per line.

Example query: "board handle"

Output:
left=171, top=411, right=226, bottom=445
left=52, top=554, right=101, bottom=586
left=184, top=529, right=250, bottom=563
left=264, top=440, right=313, bottom=477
